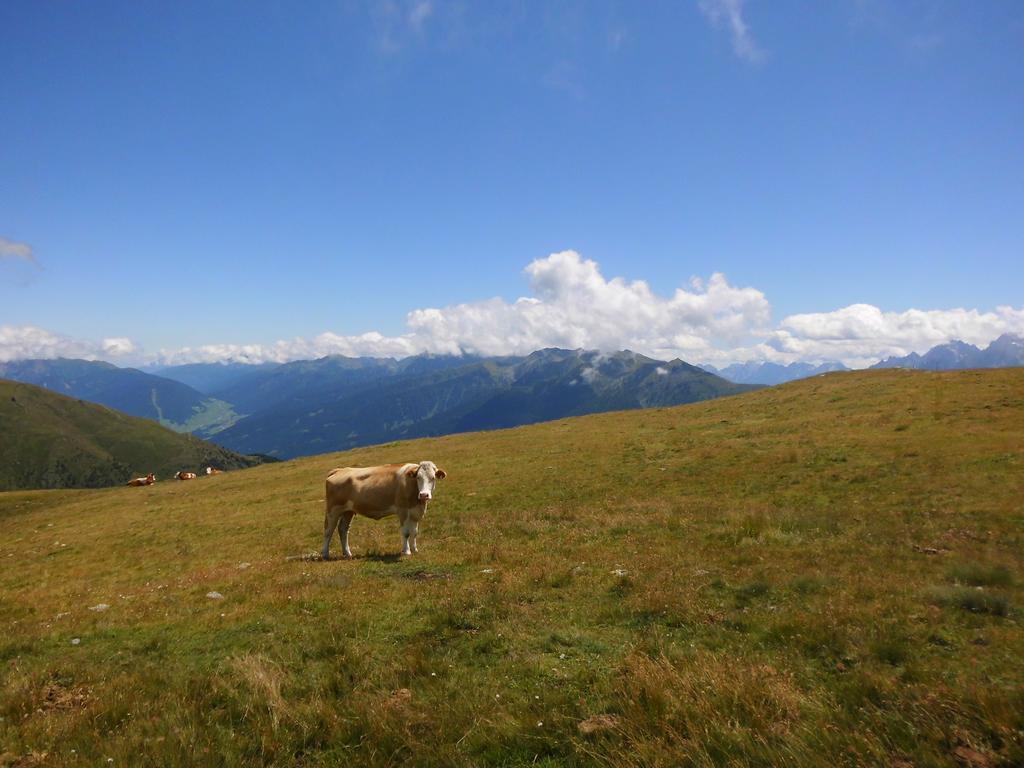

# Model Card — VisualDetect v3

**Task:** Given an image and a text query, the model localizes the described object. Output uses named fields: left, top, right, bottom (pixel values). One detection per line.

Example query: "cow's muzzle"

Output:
left=418, top=492, right=431, bottom=501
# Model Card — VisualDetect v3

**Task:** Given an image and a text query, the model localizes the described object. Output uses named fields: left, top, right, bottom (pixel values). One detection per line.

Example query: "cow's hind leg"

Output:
left=323, top=506, right=342, bottom=560
left=338, top=511, right=355, bottom=559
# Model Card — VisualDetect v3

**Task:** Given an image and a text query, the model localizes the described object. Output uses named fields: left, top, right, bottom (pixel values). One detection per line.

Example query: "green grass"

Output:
left=1, top=369, right=1022, bottom=766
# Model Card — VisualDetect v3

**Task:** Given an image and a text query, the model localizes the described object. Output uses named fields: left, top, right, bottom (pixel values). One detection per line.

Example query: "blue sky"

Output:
left=1, top=0, right=1022, bottom=367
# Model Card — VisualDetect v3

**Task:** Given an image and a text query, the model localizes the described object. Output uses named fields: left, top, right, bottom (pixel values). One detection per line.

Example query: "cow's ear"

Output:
left=436, top=469, right=447, bottom=480
left=406, top=467, right=419, bottom=477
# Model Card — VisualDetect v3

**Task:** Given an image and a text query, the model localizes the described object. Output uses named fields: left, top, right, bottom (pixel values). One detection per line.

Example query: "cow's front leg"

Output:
left=408, top=507, right=424, bottom=554
left=398, top=510, right=413, bottom=556
left=338, top=511, right=355, bottom=559
left=409, top=519, right=421, bottom=554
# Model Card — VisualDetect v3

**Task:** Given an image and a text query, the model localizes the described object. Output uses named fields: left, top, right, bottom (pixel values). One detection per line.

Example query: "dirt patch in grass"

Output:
left=401, top=569, right=452, bottom=582
left=38, top=680, right=92, bottom=712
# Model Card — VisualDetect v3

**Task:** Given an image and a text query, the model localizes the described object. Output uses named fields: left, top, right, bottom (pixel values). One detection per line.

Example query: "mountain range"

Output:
left=871, top=333, right=1024, bottom=371
left=141, top=361, right=280, bottom=396
left=4, top=333, right=1021, bottom=464
left=197, top=349, right=757, bottom=458
left=1, top=350, right=754, bottom=460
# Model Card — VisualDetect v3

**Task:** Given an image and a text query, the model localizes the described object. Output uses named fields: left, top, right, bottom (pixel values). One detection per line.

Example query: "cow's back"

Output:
left=326, top=464, right=415, bottom=519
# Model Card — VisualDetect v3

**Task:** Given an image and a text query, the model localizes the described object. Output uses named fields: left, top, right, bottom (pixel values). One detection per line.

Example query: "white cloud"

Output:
left=405, top=251, right=772, bottom=358
left=0, top=236, right=37, bottom=265
left=763, top=304, right=1024, bottom=367
left=0, top=325, right=139, bottom=363
left=101, top=337, right=137, bottom=357
left=698, top=0, right=764, bottom=63
left=4, top=251, right=1023, bottom=370
left=154, top=251, right=770, bottom=365
left=157, top=331, right=423, bottom=366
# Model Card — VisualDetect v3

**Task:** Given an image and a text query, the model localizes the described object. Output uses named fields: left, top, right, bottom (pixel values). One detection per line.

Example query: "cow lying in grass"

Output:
left=126, top=473, right=155, bottom=486
left=175, top=471, right=197, bottom=480
left=323, top=461, right=447, bottom=559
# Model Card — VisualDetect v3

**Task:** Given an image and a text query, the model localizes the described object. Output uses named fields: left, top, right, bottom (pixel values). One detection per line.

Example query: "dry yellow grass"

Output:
left=1, top=369, right=1022, bottom=766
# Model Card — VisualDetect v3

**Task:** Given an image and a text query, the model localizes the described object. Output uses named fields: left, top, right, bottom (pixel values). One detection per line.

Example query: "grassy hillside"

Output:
left=0, top=380, right=265, bottom=490
left=0, top=369, right=1021, bottom=766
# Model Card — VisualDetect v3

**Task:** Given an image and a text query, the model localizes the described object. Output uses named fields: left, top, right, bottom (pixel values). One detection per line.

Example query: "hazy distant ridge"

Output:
left=703, top=360, right=849, bottom=386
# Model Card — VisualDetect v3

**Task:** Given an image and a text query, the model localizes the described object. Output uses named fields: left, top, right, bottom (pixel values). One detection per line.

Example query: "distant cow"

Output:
left=127, top=473, right=156, bottom=487
left=205, top=467, right=222, bottom=475
left=323, top=461, right=447, bottom=559
left=175, top=471, right=197, bottom=480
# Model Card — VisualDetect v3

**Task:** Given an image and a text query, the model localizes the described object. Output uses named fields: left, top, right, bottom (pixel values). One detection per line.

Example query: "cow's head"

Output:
left=407, top=461, right=446, bottom=503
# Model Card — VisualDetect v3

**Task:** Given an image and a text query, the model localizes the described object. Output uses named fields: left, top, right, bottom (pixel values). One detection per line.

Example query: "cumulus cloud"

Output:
left=698, top=0, right=764, bottom=62
left=156, top=251, right=770, bottom=365
left=0, top=325, right=138, bottom=363
left=406, top=251, right=771, bottom=358
left=764, top=304, right=1024, bottom=367
left=0, top=237, right=37, bottom=265
left=101, top=337, right=137, bottom=357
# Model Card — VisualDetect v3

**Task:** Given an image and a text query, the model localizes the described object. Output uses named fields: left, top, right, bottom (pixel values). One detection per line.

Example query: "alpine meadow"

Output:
left=1, top=370, right=1021, bottom=766
left=3, top=3, right=1023, bottom=767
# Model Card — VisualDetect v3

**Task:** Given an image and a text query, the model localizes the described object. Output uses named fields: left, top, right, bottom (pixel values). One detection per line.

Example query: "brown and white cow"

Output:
left=322, top=461, right=447, bottom=559
left=175, top=471, right=197, bottom=480
left=205, top=467, right=222, bottom=475
left=127, top=473, right=156, bottom=487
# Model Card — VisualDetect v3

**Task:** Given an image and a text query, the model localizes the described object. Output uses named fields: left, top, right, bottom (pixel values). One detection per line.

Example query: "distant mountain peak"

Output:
left=871, top=334, right=1024, bottom=371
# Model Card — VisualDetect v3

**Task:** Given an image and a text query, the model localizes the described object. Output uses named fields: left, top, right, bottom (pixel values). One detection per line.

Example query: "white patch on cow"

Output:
left=414, top=461, right=440, bottom=501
